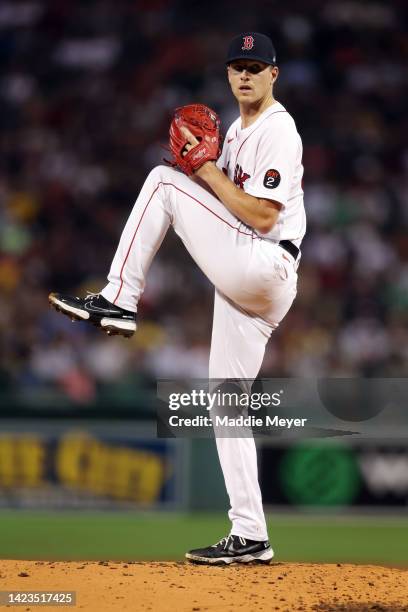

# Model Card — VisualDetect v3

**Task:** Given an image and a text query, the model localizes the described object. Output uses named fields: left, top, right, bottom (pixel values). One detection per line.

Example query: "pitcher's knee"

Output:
left=148, top=164, right=182, bottom=183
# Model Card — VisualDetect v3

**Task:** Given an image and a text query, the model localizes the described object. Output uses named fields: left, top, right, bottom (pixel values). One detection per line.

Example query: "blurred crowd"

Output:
left=1, top=0, right=407, bottom=404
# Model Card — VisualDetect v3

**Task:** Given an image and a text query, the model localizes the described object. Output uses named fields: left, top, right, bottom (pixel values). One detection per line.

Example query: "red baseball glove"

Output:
left=168, top=104, right=221, bottom=176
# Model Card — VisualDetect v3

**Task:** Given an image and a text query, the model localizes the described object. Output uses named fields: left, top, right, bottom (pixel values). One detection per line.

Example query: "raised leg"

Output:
left=100, top=165, right=278, bottom=314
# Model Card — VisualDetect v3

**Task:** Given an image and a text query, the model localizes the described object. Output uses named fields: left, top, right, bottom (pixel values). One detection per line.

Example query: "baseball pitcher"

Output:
left=49, top=32, right=306, bottom=565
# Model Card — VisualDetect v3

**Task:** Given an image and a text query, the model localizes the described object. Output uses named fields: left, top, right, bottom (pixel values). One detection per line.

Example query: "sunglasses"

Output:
left=229, top=63, right=268, bottom=74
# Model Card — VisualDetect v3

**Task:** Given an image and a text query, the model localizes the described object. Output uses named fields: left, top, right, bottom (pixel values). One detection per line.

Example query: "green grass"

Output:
left=0, top=511, right=407, bottom=564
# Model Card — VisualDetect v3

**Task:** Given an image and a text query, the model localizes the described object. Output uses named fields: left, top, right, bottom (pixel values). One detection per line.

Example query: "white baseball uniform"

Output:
left=101, top=100, right=306, bottom=541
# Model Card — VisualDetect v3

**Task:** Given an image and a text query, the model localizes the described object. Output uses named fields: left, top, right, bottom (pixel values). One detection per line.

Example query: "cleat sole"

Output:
left=185, top=548, right=274, bottom=566
left=48, top=293, right=89, bottom=320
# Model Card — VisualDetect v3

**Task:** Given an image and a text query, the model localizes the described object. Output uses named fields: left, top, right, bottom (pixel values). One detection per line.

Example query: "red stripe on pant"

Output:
left=113, top=181, right=258, bottom=305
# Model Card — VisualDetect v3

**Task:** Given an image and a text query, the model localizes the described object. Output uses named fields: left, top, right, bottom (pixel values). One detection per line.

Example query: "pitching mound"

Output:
left=0, top=560, right=407, bottom=611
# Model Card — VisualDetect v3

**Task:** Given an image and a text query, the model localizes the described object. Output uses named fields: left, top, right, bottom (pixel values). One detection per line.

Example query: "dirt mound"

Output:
left=0, top=560, right=407, bottom=611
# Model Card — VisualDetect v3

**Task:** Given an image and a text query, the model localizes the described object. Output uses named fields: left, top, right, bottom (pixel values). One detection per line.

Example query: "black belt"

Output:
left=279, top=240, right=299, bottom=260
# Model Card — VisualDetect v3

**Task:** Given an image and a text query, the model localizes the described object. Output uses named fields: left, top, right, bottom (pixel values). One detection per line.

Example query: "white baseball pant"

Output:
left=101, top=165, right=298, bottom=540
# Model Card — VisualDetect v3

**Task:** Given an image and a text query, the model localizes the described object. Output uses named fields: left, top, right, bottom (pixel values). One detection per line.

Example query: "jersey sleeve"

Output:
left=244, top=119, right=300, bottom=207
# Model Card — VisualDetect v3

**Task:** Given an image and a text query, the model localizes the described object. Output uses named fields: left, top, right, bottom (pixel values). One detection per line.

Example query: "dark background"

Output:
left=0, top=0, right=407, bottom=409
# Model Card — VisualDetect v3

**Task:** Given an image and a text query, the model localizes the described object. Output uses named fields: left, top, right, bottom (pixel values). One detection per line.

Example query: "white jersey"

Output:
left=216, top=101, right=306, bottom=248
left=102, top=104, right=305, bottom=545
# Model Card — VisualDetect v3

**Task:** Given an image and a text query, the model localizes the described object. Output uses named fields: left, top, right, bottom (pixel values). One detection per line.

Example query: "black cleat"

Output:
left=185, top=534, right=274, bottom=565
left=48, top=292, right=137, bottom=338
